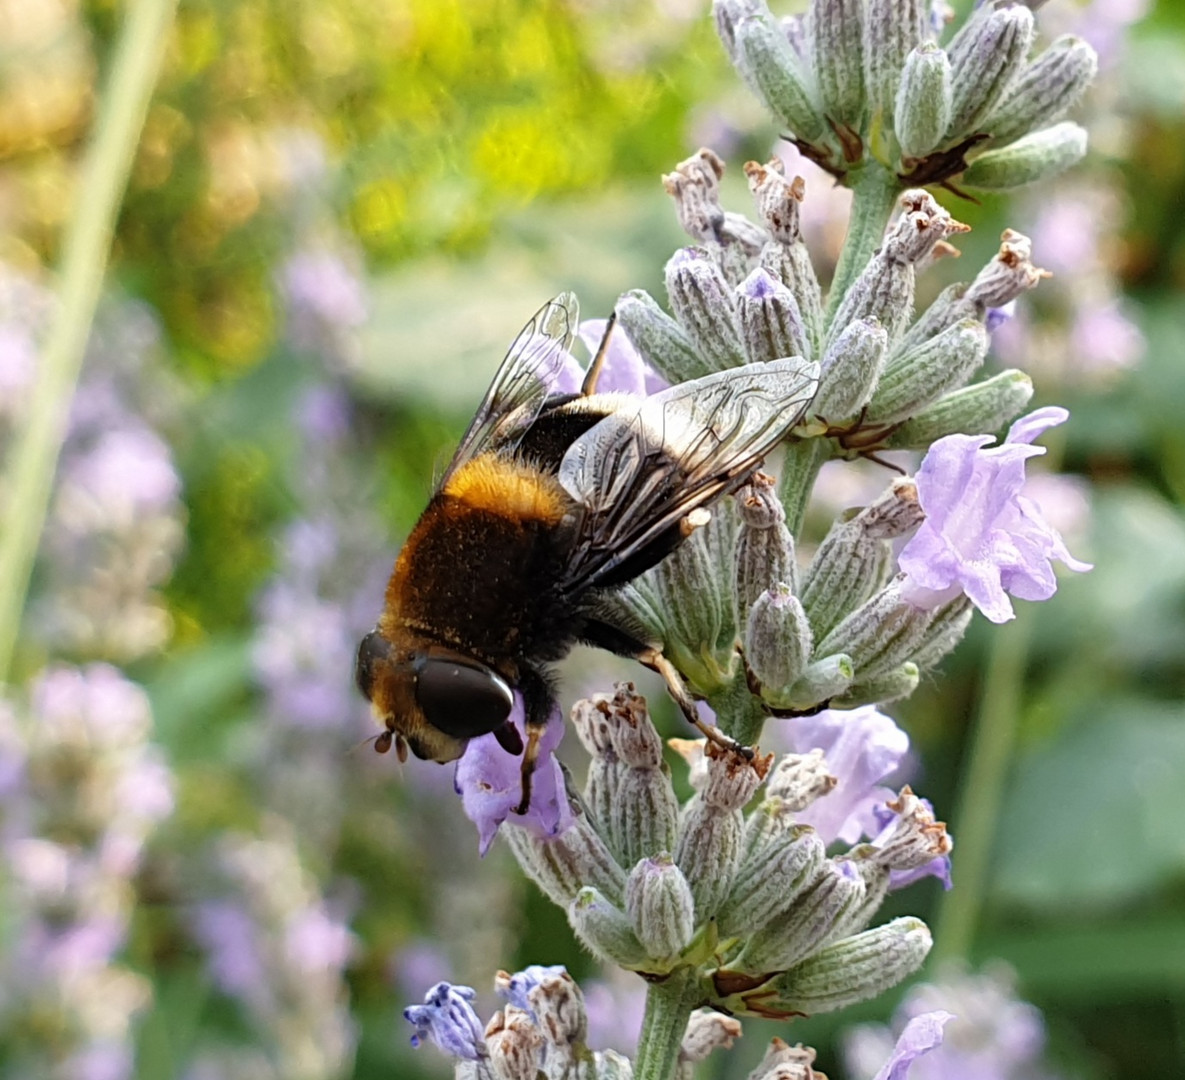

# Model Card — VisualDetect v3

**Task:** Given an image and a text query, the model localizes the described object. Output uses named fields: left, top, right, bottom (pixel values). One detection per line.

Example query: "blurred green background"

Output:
left=3, top=0, right=1185, bottom=1077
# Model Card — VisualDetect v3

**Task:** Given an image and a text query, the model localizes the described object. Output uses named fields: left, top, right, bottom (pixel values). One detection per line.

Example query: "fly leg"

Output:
left=637, top=647, right=755, bottom=761
left=514, top=668, right=557, bottom=816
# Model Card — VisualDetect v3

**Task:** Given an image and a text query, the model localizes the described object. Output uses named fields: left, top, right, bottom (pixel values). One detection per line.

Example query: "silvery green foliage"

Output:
left=505, top=686, right=946, bottom=1020
left=713, top=0, right=1097, bottom=191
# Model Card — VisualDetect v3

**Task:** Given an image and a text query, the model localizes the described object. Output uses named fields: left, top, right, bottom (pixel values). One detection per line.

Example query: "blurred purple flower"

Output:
left=390, top=940, right=452, bottom=997
left=403, top=982, right=487, bottom=1059
left=191, top=900, right=268, bottom=1004
left=284, top=905, right=356, bottom=975
left=870, top=1011, right=955, bottom=1080
left=775, top=705, right=910, bottom=846
left=454, top=696, right=575, bottom=856
left=844, top=967, right=1054, bottom=1080
left=899, top=407, right=1092, bottom=623
left=279, top=247, right=368, bottom=365
left=582, top=972, right=647, bottom=1052
left=1070, top=299, right=1144, bottom=374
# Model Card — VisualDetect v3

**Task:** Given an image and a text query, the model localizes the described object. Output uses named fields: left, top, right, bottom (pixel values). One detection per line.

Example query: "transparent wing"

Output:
left=438, top=292, right=580, bottom=490
left=556, top=357, right=820, bottom=593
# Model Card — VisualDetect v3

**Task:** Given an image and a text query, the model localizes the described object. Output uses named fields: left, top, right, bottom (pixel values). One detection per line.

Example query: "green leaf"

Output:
left=994, top=700, right=1185, bottom=908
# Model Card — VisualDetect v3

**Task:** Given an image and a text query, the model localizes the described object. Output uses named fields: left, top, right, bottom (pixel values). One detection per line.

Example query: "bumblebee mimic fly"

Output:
left=355, top=293, right=819, bottom=813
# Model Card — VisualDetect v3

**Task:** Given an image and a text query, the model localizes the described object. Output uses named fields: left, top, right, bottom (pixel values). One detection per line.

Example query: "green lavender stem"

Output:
left=824, top=161, right=901, bottom=327
left=633, top=965, right=699, bottom=1080
left=0, top=0, right=178, bottom=681
left=779, top=437, right=830, bottom=539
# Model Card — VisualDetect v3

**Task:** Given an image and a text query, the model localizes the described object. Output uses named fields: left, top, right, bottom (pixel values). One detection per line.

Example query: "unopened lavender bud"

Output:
left=827, top=856, right=892, bottom=940
left=814, top=315, right=887, bottom=422
left=867, top=787, right=953, bottom=874
left=747, top=1039, right=822, bottom=1080
left=963, top=121, right=1088, bottom=190
left=572, top=696, right=623, bottom=839
left=719, top=813, right=825, bottom=938
left=910, top=596, right=973, bottom=670
left=598, top=1050, right=635, bottom=1080
left=615, top=763, right=681, bottom=868
left=865, top=0, right=926, bottom=122
left=734, top=472, right=798, bottom=621
left=713, top=0, right=762, bottom=62
left=744, top=159, right=804, bottom=247
left=616, top=289, right=713, bottom=384
left=486, top=1007, right=543, bottom=1080
left=663, top=148, right=728, bottom=244
left=505, top=812, right=628, bottom=907
left=815, top=578, right=934, bottom=682
left=608, top=684, right=664, bottom=769
left=746, top=586, right=813, bottom=703
left=865, top=318, right=989, bottom=424
left=809, top=0, right=867, bottom=129
left=643, top=519, right=737, bottom=696
left=983, top=35, right=1098, bottom=148
left=827, top=191, right=968, bottom=349
left=965, top=229, right=1049, bottom=309
left=570, top=888, right=649, bottom=969
left=676, top=745, right=771, bottom=916
left=737, top=268, right=810, bottom=366
left=945, top=3, right=1034, bottom=138
left=665, top=248, right=747, bottom=371
left=626, top=854, right=696, bottom=963
left=598, top=686, right=679, bottom=865
left=800, top=479, right=922, bottom=640
left=786, top=653, right=855, bottom=708
left=833, top=661, right=920, bottom=708
left=894, top=43, right=952, bottom=159
left=765, top=751, right=836, bottom=809
left=888, top=369, right=1034, bottom=448
left=505, top=966, right=589, bottom=1052
left=732, top=9, right=826, bottom=140
left=745, top=160, right=826, bottom=356
left=760, top=916, right=932, bottom=1015
left=896, top=230, right=1045, bottom=354
left=735, top=859, right=866, bottom=973
left=679, top=1008, right=743, bottom=1074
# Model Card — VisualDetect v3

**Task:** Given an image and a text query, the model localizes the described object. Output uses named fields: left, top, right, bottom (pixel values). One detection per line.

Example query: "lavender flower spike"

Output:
left=898, top=406, right=1091, bottom=624
left=404, top=981, right=488, bottom=1059
left=455, top=696, right=575, bottom=856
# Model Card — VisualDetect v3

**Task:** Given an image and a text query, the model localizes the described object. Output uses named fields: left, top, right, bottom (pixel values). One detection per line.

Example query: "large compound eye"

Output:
left=414, top=655, right=513, bottom=739
left=355, top=630, right=391, bottom=701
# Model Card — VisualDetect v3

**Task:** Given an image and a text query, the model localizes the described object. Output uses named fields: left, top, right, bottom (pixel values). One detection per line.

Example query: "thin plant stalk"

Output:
left=824, top=161, right=901, bottom=327
left=0, top=0, right=179, bottom=682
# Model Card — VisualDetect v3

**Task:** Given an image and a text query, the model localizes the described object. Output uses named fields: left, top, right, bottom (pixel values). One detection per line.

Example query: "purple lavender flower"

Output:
left=454, top=696, right=575, bottom=856
left=576, top=319, right=668, bottom=396
left=403, top=981, right=487, bottom=1059
left=774, top=705, right=909, bottom=846
left=898, top=407, right=1092, bottom=624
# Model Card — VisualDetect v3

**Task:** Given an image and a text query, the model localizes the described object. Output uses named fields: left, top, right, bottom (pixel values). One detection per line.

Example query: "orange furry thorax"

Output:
left=441, top=454, right=569, bottom=524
